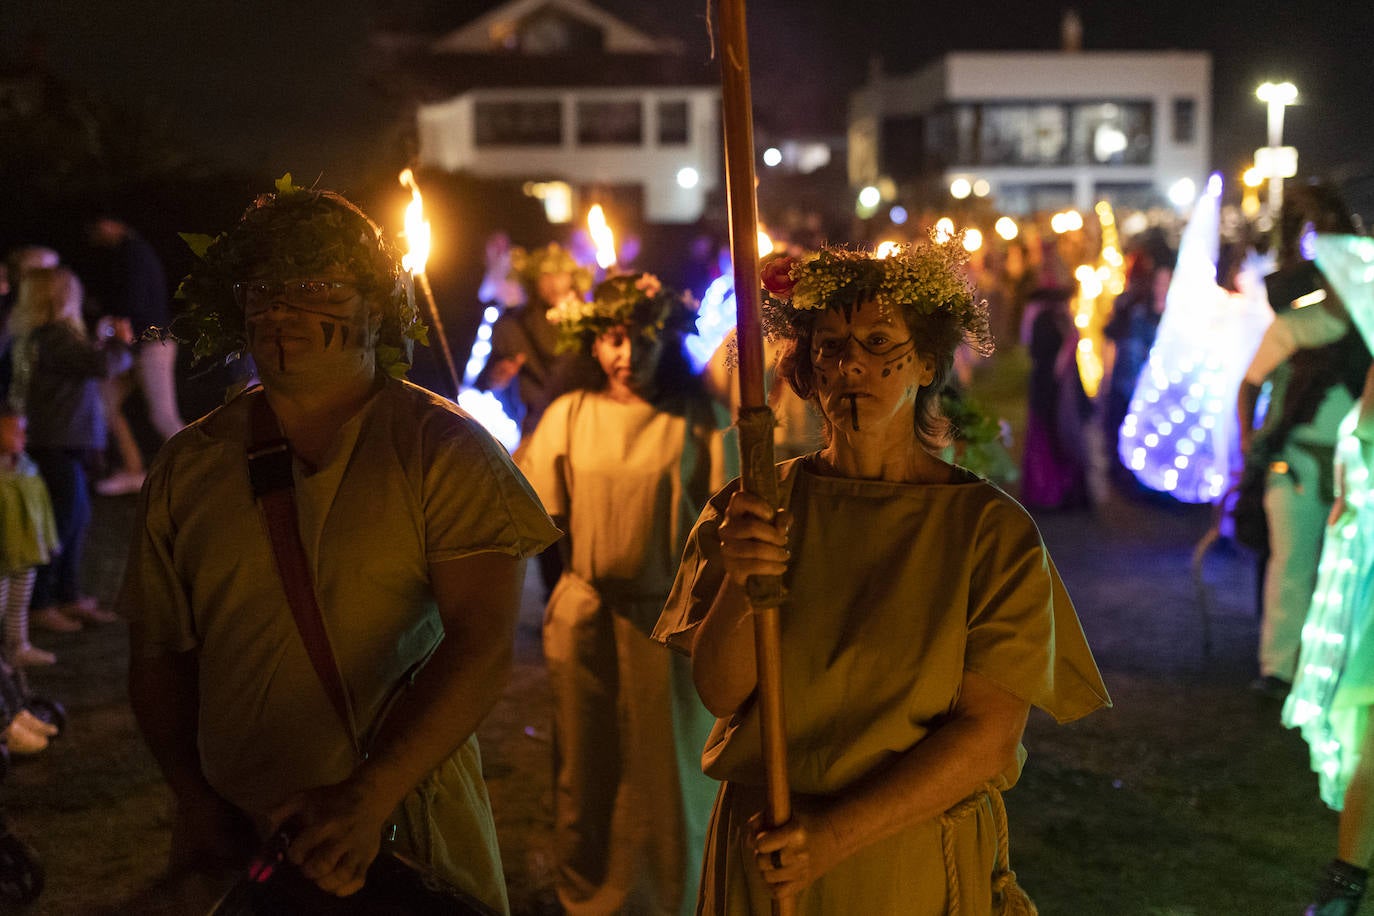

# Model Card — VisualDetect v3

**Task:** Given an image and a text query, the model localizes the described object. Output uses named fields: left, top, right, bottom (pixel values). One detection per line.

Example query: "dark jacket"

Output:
left=15, top=323, right=131, bottom=451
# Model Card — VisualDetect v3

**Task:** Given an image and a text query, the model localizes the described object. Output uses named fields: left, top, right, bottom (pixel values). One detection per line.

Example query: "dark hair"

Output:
left=776, top=305, right=965, bottom=450
left=1278, top=182, right=1356, bottom=267
left=584, top=327, right=706, bottom=414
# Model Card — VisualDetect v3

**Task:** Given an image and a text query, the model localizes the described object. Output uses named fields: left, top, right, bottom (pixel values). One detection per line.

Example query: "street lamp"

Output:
left=1256, top=81, right=1298, bottom=221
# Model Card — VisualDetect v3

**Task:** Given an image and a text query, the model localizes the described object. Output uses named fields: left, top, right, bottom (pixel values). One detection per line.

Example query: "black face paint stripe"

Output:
left=339, top=324, right=350, bottom=347
left=320, top=321, right=336, bottom=348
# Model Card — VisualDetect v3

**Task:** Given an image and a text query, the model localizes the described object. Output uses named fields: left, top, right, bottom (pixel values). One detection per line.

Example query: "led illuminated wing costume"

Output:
left=1283, top=234, right=1374, bottom=808
left=1117, top=175, right=1274, bottom=501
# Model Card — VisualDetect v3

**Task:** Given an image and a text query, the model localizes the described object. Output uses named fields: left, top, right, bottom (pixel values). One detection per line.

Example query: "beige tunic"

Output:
left=519, top=391, right=726, bottom=915
left=655, top=457, right=1110, bottom=915
left=120, top=379, right=559, bottom=913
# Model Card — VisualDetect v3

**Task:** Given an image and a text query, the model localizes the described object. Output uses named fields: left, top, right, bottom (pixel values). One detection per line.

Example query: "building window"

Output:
left=1070, top=101, right=1152, bottom=165
left=978, top=104, right=1070, bottom=166
left=1094, top=181, right=1159, bottom=210
left=1172, top=97, right=1197, bottom=144
left=577, top=99, right=643, bottom=145
left=474, top=100, right=563, bottom=146
left=943, top=101, right=1153, bottom=167
left=657, top=100, right=690, bottom=145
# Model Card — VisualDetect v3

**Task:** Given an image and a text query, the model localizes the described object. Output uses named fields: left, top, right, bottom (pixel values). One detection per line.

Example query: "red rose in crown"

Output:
left=760, top=255, right=797, bottom=299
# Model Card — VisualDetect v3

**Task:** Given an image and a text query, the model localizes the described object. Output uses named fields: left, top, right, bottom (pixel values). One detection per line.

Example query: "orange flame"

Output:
left=398, top=169, right=431, bottom=275
left=587, top=205, right=617, bottom=270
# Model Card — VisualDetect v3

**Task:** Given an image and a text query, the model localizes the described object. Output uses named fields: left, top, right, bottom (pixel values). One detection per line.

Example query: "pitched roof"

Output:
left=431, top=0, right=675, bottom=55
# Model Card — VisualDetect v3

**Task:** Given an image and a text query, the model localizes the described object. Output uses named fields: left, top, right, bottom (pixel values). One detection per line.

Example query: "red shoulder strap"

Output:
left=247, top=391, right=359, bottom=753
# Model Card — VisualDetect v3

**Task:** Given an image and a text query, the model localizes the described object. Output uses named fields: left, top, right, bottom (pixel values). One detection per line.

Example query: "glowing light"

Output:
left=889, top=205, right=909, bottom=225
left=483, top=306, right=500, bottom=323
left=875, top=241, right=902, bottom=259
left=950, top=178, right=972, bottom=199
left=1168, top=178, right=1197, bottom=207
left=934, top=218, right=955, bottom=243
left=757, top=229, right=774, bottom=256
left=858, top=186, right=882, bottom=209
left=962, top=229, right=983, bottom=252
left=1256, top=81, right=1298, bottom=105
left=1075, top=264, right=1103, bottom=299
left=676, top=167, right=700, bottom=189
left=1117, top=171, right=1274, bottom=501
left=1243, top=166, right=1264, bottom=188
left=762, top=147, right=782, bottom=167
left=994, top=217, right=1019, bottom=241
left=398, top=169, right=431, bottom=275
left=587, top=205, right=617, bottom=270
left=524, top=181, right=573, bottom=223
left=972, top=179, right=991, bottom=198
left=1050, top=210, right=1083, bottom=234
left=684, top=272, right=736, bottom=371
left=456, top=389, right=520, bottom=452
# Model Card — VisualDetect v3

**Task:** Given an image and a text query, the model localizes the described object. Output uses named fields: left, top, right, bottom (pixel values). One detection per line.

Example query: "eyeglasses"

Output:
left=233, top=279, right=360, bottom=311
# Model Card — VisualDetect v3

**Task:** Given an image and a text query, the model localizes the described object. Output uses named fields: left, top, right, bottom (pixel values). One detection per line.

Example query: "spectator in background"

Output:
left=474, top=243, right=598, bottom=439
left=85, top=216, right=184, bottom=496
left=1020, top=250, right=1092, bottom=510
left=0, top=247, right=61, bottom=405
left=6, top=266, right=131, bottom=632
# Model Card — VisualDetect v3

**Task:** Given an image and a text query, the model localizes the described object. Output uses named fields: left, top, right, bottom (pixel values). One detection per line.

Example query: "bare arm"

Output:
left=272, top=550, right=525, bottom=895
left=129, top=650, right=255, bottom=868
left=752, top=669, right=1030, bottom=897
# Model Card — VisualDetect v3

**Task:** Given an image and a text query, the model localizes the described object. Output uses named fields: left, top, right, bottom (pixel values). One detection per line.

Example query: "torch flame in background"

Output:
left=399, top=168, right=432, bottom=275
left=587, top=205, right=617, bottom=271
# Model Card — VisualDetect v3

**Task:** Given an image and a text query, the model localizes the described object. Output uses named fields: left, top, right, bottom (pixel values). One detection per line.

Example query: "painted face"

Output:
left=0, top=415, right=25, bottom=455
left=809, top=299, right=935, bottom=432
left=592, top=325, right=663, bottom=394
left=239, top=268, right=377, bottom=376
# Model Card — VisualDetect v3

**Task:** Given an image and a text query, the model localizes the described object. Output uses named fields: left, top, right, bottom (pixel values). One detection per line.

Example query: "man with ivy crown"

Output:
left=119, top=176, right=559, bottom=910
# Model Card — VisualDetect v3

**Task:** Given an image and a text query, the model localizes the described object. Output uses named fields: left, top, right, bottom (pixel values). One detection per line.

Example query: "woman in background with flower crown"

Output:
left=654, top=240, right=1110, bottom=914
left=518, top=272, right=728, bottom=915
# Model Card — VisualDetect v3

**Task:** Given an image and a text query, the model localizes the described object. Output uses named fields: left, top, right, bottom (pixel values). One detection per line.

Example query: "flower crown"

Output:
left=760, top=235, right=993, bottom=355
left=508, top=243, right=593, bottom=296
left=172, top=174, right=427, bottom=378
left=547, top=272, right=698, bottom=353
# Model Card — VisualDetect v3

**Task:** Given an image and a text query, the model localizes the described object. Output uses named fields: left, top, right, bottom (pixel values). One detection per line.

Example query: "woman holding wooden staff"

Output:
left=654, top=239, right=1111, bottom=913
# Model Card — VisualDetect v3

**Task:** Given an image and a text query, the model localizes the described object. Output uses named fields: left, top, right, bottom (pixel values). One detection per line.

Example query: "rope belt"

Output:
left=938, top=785, right=1037, bottom=915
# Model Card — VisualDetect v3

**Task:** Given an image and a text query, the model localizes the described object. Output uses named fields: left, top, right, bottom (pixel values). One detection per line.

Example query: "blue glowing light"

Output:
left=1117, top=174, right=1275, bottom=502
left=685, top=272, right=738, bottom=372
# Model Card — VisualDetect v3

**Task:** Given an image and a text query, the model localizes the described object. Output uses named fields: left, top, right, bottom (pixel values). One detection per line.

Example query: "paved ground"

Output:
left=0, top=408, right=1341, bottom=914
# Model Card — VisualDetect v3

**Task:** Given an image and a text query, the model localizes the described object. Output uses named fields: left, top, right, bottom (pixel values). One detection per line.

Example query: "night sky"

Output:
left=3, top=0, right=1372, bottom=208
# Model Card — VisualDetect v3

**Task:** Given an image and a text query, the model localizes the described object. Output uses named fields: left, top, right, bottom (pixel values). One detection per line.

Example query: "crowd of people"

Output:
left=0, top=178, right=1113, bottom=916
left=0, top=225, right=186, bottom=759
left=3, top=170, right=1373, bottom=915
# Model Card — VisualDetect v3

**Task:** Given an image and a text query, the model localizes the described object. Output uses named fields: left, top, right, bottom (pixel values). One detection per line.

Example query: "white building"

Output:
left=406, top=0, right=720, bottom=224
left=849, top=49, right=1212, bottom=214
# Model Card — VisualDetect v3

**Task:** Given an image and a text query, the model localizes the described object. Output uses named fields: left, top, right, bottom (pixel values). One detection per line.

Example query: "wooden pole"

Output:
left=716, top=1, right=793, bottom=912
left=416, top=272, right=462, bottom=400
